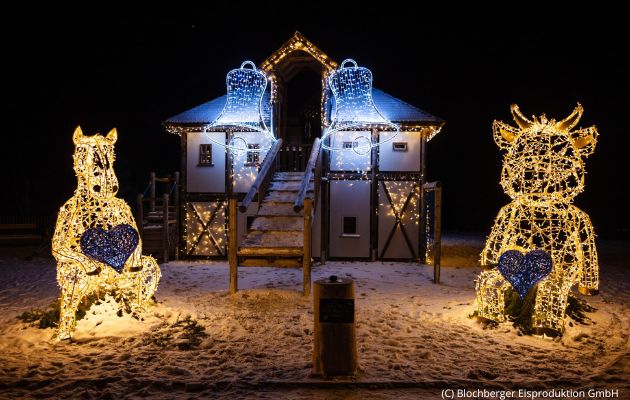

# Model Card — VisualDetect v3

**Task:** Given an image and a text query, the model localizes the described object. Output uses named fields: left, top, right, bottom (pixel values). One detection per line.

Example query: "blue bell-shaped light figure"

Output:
left=323, top=59, right=399, bottom=154
left=204, top=61, right=276, bottom=152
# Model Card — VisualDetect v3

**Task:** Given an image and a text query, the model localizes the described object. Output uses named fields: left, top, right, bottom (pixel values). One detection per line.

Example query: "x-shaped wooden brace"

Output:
left=188, top=202, right=225, bottom=256
left=379, top=181, right=419, bottom=259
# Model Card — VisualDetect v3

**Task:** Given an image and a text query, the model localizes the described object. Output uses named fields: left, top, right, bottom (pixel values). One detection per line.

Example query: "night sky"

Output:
left=4, top=16, right=629, bottom=238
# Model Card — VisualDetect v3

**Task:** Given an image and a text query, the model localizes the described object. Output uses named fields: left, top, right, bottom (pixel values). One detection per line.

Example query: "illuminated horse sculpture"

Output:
left=52, top=127, right=161, bottom=340
left=476, top=104, right=599, bottom=334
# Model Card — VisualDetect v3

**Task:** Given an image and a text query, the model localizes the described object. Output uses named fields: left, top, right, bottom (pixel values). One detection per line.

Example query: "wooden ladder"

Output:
left=136, top=172, right=180, bottom=262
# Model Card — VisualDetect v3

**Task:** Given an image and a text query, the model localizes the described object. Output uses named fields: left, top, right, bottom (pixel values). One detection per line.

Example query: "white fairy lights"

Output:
left=204, top=61, right=277, bottom=153
left=476, top=104, right=599, bottom=334
left=322, top=59, right=400, bottom=155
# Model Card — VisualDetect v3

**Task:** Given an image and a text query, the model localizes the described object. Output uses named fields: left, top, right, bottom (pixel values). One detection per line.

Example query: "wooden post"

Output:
left=228, top=198, right=238, bottom=294
left=162, top=194, right=169, bottom=263
left=150, top=172, right=156, bottom=212
left=320, top=138, right=330, bottom=264
left=433, top=183, right=442, bottom=284
left=136, top=194, right=144, bottom=240
left=370, top=128, right=378, bottom=261
left=419, top=135, right=428, bottom=263
left=303, top=197, right=312, bottom=296
left=174, top=172, right=180, bottom=261
left=226, top=130, right=233, bottom=197
left=313, top=277, right=357, bottom=376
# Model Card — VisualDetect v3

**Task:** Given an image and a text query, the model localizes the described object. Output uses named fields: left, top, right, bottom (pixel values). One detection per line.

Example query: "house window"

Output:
left=198, top=144, right=213, bottom=166
left=393, top=142, right=408, bottom=152
left=246, top=144, right=260, bottom=166
left=343, top=216, right=357, bottom=235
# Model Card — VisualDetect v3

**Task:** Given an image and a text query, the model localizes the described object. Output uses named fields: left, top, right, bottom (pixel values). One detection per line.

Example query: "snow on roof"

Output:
left=163, top=88, right=442, bottom=128
left=164, top=92, right=272, bottom=126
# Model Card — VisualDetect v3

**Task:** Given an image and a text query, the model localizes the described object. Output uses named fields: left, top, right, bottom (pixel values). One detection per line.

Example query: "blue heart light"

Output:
left=80, top=224, right=139, bottom=273
left=498, top=250, right=553, bottom=299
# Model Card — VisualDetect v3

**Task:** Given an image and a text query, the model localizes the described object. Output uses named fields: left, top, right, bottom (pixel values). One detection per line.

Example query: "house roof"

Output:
left=327, top=88, right=443, bottom=125
left=163, top=32, right=444, bottom=136
left=164, top=92, right=272, bottom=127
left=164, top=88, right=442, bottom=128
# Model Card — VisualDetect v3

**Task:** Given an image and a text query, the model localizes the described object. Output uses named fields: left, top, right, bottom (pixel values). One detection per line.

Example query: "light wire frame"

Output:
left=322, top=59, right=400, bottom=154
left=204, top=61, right=277, bottom=153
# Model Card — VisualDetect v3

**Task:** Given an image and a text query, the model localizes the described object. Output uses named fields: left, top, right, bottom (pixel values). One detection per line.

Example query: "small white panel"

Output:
left=186, top=131, right=226, bottom=193
left=329, top=180, right=371, bottom=258
left=329, top=131, right=371, bottom=172
left=378, top=131, right=421, bottom=172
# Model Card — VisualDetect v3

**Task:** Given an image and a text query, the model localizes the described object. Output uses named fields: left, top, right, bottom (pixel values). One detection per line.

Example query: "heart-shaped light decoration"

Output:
left=80, top=224, right=139, bottom=273
left=498, top=250, right=553, bottom=299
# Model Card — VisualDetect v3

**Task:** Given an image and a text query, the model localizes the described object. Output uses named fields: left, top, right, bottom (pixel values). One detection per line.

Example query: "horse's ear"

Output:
left=73, top=126, right=83, bottom=145
left=106, top=128, right=118, bottom=144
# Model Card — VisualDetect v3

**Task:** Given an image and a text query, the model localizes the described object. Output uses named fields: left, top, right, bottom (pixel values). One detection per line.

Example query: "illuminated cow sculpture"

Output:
left=52, top=127, right=161, bottom=340
left=476, top=104, right=599, bottom=334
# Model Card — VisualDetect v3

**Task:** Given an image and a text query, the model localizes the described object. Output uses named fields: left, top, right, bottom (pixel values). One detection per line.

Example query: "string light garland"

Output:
left=184, top=202, right=227, bottom=256
left=476, top=104, right=599, bottom=334
left=260, top=32, right=338, bottom=73
left=52, top=127, right=161, bottom=340
left=322, top=59, right=400, bottom=155
left=204, top=61, right=277, bottom=154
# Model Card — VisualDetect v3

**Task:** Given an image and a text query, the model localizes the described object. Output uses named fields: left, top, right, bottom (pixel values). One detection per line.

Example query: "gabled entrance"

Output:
left=260, top=32, right=336, bottom=172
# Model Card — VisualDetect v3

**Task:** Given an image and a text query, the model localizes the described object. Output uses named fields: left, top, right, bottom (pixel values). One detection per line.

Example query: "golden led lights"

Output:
left=52, top=127, right=161, bottom=340
left=476, top=104, right=599, bottom=334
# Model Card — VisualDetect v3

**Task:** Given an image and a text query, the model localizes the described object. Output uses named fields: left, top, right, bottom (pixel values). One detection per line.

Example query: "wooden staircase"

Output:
left=136, top=172, right=180, bottom=262
left=140, top=204, right=178, bottom=261
left=238, top=172, right=313, bottom=266
left=228, top=138, right=322, bottom=296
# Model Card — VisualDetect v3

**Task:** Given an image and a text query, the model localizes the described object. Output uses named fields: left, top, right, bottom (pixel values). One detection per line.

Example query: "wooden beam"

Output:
left=370, top=128, right=378, bottom=261
left=174, top=171, right=180, bottom=261
left=303, top=197, right=312, bottom=296
left=162, top=194, right=169, bottom=263
left=433, top=182, right=442, bottom=284
left=240, top=258, right=302, bottom=268
left=237, top=247, right=303, bottom=257
left=228, top=198, right=238, bottom=294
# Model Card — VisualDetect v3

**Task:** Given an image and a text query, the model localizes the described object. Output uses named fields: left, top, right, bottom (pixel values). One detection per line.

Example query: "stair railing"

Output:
left=292, top=137, right=322, bottom=297
left=239, top=139, right=284, bottom=213
left=135, top=193, right=171, bottom=262
left=136, top=171, right=180, bottom=262
left=293, top=137, right=322, bottom=212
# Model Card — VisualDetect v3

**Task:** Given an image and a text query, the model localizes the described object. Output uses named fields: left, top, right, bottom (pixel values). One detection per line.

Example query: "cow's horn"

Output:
left=510, top=104, right=533, bottom=130
left=556, top=103, right=583, bottom=132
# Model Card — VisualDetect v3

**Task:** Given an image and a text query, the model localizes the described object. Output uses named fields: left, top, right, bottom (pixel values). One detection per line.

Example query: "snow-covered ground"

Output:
left=0, top=234, right=628, bottom=399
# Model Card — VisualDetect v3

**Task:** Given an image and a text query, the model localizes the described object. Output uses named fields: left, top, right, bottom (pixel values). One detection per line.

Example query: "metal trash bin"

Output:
left=313, top=275, right=358, bottom=376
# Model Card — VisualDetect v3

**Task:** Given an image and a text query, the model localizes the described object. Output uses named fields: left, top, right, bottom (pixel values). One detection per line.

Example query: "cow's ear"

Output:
left=571, top=126, right=598, bottom=157
left=73, top=126, right=83, bottom=145
left=106, top=128, right=118, bottom=144
left=493, top=120, right=518, bottom=150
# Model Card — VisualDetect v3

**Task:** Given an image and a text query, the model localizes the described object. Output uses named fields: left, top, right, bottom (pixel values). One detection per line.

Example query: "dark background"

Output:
left=3, top=15, right=629, bottom=239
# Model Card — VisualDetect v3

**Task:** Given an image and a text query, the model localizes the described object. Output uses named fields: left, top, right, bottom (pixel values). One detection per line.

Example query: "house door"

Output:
left=277, top=70, right=322, bottom=172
